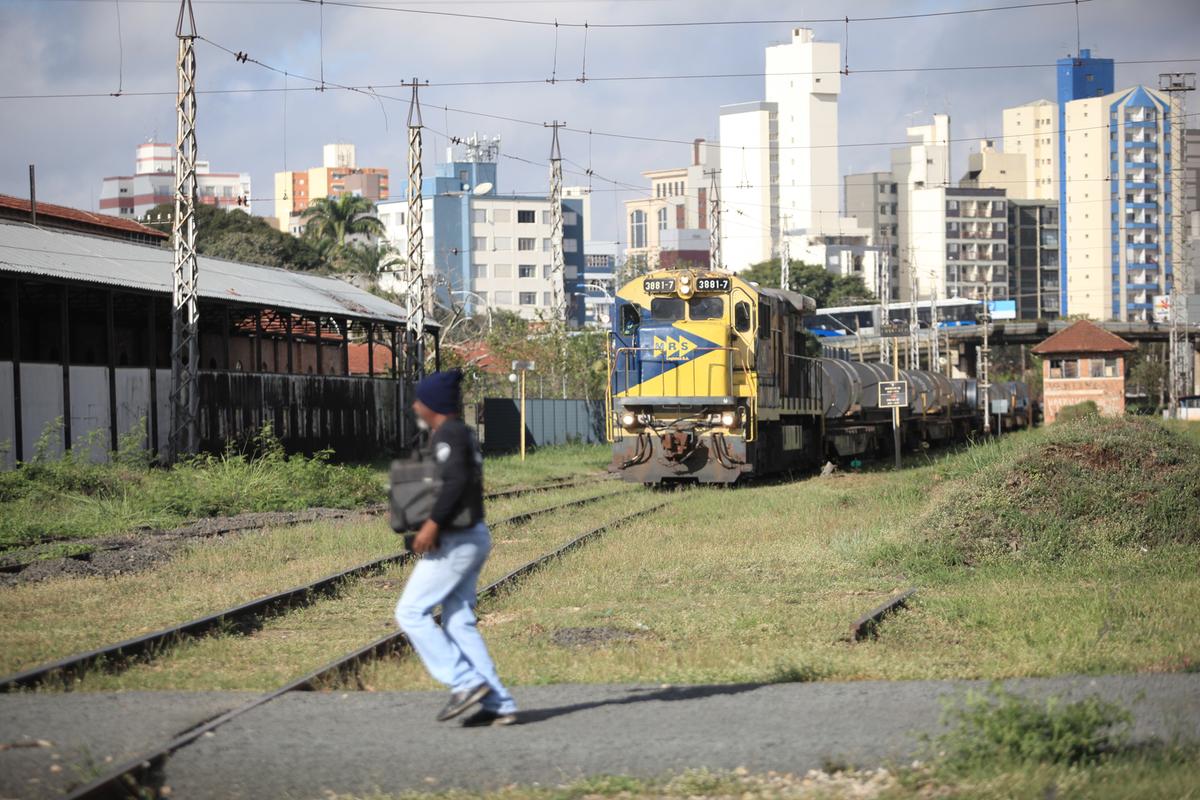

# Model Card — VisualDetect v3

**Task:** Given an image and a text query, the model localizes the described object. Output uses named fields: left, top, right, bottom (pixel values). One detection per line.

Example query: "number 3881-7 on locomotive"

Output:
left=604, top=268, right=825, bottom=484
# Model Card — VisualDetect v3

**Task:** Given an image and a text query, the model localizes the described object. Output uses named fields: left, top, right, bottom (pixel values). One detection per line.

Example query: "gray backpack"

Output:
left=388, top=455, right=440, bottom=534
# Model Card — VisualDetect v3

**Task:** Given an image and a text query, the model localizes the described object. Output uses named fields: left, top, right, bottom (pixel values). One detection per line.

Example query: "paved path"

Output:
left=2, top=675, right=1198, bottom=799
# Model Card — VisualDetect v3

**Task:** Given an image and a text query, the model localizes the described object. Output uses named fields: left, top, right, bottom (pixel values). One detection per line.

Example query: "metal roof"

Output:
left=0, top=221, right=415, bottom=325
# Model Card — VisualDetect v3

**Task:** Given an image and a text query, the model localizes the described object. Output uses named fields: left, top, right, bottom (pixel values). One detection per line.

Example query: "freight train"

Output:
left=605, top=267, right=1031, bottom=484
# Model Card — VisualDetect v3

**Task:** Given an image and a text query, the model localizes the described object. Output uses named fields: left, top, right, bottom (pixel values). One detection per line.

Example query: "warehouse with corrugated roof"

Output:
left=0, top=220, right=438, bottom=468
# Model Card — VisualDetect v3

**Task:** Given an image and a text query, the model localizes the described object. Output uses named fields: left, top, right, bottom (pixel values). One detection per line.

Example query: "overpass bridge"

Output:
left=820, top=319, right=1200, bottom=387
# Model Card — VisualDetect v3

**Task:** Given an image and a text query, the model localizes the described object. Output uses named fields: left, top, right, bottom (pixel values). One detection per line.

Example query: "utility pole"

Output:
left=169, top=0, right=200, bottom=462
left=980, top=280, right=992, bottom=434
left=879, top=242, right=891, bottom=365
left=780, top=214, right=791, bottom=290
left=908, top=253, right=919, bottom=370
left=706, top=168, right=722, bottom=269
left=929, top=269, right=941, bottom=375
left=1160, top=73, right=1195, bottom=419
left=403, top=79, right=427, bottom=374
left=546, top=121, right=567, bottom=323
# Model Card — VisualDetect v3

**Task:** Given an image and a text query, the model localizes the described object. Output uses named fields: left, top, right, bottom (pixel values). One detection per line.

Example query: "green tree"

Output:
left=739, top=258, right=875, bottom=307
left=300, top=195, right=385, bottom=259
left=141, top=203, right=327, bottom=271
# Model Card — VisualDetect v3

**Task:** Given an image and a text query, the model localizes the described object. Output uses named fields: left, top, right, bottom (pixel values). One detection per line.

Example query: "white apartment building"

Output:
left=718, top=102, right=777, bottom=269
left=1001, top=99, right=1059, bottom=201
left=99, top=142, right=251, bottom=219
left=891, top=115, right=951, bottom=300
left=910, top=187, right=1009, bottom=303
left=764, top=27, right=841, bottom=237
left=1063, top=85, right=1176, bottom=322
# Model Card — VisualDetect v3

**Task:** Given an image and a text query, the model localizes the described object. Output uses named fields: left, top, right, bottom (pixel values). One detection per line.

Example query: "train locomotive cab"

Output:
left=606, top=268, right=822, bottom=484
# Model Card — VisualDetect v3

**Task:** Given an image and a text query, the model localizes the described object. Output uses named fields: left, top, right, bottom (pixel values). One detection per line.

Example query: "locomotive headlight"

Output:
left=720, top=411, right=737, bottom=427
left=620, top=412, right=637, bottom=428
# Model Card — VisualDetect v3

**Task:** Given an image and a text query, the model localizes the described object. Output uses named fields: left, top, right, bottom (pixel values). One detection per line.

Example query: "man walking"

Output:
left=395, top=369, right=518, bottom=726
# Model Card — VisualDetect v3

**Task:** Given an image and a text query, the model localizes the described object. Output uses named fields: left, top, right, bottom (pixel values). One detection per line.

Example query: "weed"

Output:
left=1056, top=400, right=1099, bottom=423
left=934, top=686, right=1132, bottom=774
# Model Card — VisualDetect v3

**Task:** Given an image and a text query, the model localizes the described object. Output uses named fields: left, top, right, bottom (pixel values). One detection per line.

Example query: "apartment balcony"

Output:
left=1125, top=221, right=1157, bottom=229
left=1125, top=119, right=1156, bottom=128
left=1126, top=282, right=1159, bottom=291
left=1126, top=161, right=1158, bottom=170
left=1125, top=139, right=1157, bottom=149
left=1127, top=241, right=1158, bottom=249
left=1125, top=181, right=1158, bottom=190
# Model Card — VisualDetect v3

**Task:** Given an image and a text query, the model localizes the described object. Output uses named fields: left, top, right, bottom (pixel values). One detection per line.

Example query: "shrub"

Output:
left=1056, top=400, right=1099, bottom=423
left=936, top=686, right=1132, bottom=773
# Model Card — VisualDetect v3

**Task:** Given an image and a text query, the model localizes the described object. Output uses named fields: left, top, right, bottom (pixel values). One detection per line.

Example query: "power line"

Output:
left=295, top=0, right=1096, bottom=30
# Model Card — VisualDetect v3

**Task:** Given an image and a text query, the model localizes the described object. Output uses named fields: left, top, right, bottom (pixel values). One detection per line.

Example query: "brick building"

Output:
left=1031, top=319, right=1135, bottom=423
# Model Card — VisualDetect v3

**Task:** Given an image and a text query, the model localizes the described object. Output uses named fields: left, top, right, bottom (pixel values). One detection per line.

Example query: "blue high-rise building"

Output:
left=1057, top=49, right=1115, bottom=315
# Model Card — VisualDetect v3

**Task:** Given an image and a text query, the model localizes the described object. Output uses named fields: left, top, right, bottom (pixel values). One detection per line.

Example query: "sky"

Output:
left=1, top=0, right=1198, bottom=247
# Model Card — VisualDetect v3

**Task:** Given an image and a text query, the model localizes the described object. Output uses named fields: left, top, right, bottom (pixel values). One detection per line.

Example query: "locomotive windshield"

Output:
left=688, top=296, right=724, bottom=320
left=650, top=297, right=686, bottom=322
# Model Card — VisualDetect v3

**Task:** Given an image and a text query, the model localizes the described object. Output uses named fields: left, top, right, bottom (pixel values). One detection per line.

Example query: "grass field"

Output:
left=0, top=480, right=629, bottom=677
left=5, top=417, right=1198, bottom=695
left=0, top=433, right=610, bottom=554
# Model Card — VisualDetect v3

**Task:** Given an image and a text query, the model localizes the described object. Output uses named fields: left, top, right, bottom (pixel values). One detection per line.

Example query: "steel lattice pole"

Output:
left=547, top=121, right=566, bottom=323
left=170, top=0, right=200, bottom=462
left=1159, top=73, right=1195, bottom=418
left=707, top=169, right=721, bottom=270
left=405, top=79, right=425, bottom=374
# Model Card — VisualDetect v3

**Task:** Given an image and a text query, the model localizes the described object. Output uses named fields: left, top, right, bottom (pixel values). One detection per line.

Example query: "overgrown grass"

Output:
left=482, top=442, right=611, bottom=490
left=0, top=422, right=381, bottom=551
left=879, top=415, right=1200, bottom=573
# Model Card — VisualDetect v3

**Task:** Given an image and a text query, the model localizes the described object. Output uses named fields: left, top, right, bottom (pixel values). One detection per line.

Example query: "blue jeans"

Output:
left=394, top=522, right=516, bottom=714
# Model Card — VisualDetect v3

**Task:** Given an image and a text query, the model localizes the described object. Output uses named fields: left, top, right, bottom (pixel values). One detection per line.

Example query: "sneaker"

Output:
left=461, top=708, right=518, bottom=727
left=436, top=684, right=492, bottom=722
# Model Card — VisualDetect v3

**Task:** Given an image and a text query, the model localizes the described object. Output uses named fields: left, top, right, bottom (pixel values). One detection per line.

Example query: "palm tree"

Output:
left=300, top=194, right=385, bottom=258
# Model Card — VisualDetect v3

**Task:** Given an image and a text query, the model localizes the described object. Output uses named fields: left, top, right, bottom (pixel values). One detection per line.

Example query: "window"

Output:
left=518, top=237, right=536, bottom=251
left=1049, top=358, right=1078, bottom=379
left=620, top=303, right=640, bottom=335
left=630, top=210, right=647, bottom=249
left=494, top=236, right=511, bottom=251
left=649, top=297, right=685, bottom=322
left=734, top=301, right=752, bottom=333
left=519, top=292, right=536, bottom=305
left=518, top=265, right=536, bottom=278
left=517, top=209, right=536, bottom=224
left=493, top=208, right=511, bottom=224
left=688, top=296, right=724, bottom=320
left=564, top=211, right=578, bottom=226
left=472, top=236, right=487, bottom=250
left=657, top=207, right=668, bottom=231
left=542, top=238, right=552, bottom=252
left=541, top=210, right=551, bottom=225
left=1090, top=357, right=1120, bottom=378
left=493, top=264, right=512, bottom=278
left=472, top=209, right=487, bottom=223
left=564, top=238, right=578, bottom=253
left=543, top=265, right=552, bottom=279
left=543, top=292, right=552, bottom=306
left=494, top=291, right=512, bottom=305
left=473, top=264, right=488, bottom=280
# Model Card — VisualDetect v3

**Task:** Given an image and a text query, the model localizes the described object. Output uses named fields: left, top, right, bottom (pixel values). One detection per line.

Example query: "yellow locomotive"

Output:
left=605, top=267, right=823, bottom=483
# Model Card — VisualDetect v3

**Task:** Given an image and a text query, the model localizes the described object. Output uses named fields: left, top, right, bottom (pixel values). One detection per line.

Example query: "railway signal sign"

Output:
left=878, top=380, right=908, bottom=408
left=880, top=321, right=908, bottom=338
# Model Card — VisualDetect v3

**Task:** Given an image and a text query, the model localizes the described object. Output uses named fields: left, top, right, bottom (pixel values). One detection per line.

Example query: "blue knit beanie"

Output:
left=415, top=369, right=462, bottom=415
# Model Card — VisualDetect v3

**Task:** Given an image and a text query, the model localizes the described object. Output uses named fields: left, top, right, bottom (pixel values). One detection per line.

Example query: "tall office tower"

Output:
left=1063, top=86, right=1173, bottom=322
left=1056, top=49, right=1115, bottom=314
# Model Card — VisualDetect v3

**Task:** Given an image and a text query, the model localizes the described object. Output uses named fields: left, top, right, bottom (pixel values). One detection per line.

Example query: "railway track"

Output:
left=0, top=484, right=633, bottom=692
left=0, top=474, right=610, bottom=578
left=62, top=494, right=677, bottom=800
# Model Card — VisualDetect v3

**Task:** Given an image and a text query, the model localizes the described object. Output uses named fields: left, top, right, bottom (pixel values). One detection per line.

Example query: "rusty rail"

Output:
left=850, top=588, right=917, bottom=641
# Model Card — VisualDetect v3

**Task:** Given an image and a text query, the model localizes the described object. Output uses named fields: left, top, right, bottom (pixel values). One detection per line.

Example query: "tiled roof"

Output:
left=0, top=194, right=168, bottom=239
left=1031, top=319, right=1136, bottom=354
